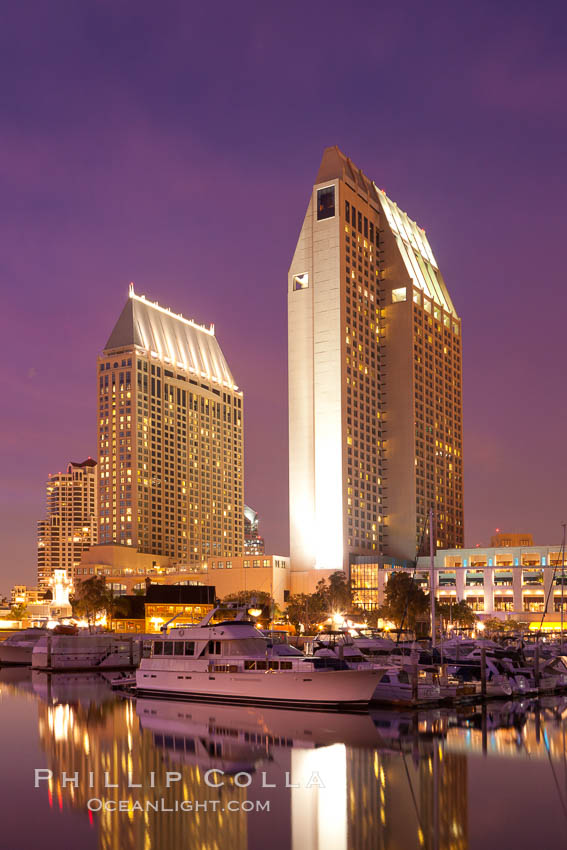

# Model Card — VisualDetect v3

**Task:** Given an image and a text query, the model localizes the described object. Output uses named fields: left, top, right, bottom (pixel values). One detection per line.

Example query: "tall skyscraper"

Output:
left=288, top=147, right=463, bottom=572
left=98, top=285, right=243, bottom=564
left=37, top=458, right=98, bottom=590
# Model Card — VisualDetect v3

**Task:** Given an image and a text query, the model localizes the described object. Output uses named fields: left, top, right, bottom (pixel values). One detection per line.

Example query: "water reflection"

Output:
left=2, top=668, right=567, bottom=850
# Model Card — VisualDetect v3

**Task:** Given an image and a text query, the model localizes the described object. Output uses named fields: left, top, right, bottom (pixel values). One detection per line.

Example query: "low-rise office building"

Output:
left=351, top=544, right=567, bottom=626
left=75, top=545, right=290, bottom=607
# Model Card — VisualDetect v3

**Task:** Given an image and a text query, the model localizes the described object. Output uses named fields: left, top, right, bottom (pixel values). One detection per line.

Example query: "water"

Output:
left=1, top=668, right=567, bottom=850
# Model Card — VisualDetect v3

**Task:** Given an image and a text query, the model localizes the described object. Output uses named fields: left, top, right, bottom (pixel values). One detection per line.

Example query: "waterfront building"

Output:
left=244, top=504, right=265, bottom=554
left=490, top=531, right=533, bottom=548
left=37, top=458, right=98, bottom=590
left=351, top=543, right=567, bottom=626
left=206, top=554, right=290, bottom=607
left=144, top=584, right=216, bottom=632
left=74, top=543, right=290, bottom=607
left=10, top=585, right=42, bottom=606
left=98, top=284, right=244, bottom=564
left=288, top=146, right=463, bottom=578
left=75, top=543, right=194, bottom=594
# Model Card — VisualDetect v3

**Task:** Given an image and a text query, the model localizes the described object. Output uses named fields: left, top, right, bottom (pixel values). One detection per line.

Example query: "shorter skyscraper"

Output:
left=98, top=285, right=244, bottom=563
left=244, top=505, right=265, bottom=555
left=37, top=458, right=98, bottom=590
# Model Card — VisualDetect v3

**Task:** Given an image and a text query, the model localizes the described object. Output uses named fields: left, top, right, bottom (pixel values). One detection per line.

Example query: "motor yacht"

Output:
left=135, top=607, right=387, bottom=709
left=370, top=667, right=441, bottom=706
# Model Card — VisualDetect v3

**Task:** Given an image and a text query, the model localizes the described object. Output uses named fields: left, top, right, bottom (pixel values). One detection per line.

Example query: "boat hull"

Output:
left=136, top=667, right=384, bottom=710
left=0, top=644, right=35, bottom=666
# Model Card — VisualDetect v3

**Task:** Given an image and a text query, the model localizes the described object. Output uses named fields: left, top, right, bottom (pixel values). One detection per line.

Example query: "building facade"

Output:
left=288, top=147, right=463, bottom=576
left=98, top=284, right=244, bottom=564
left=37, top=458, right=98, bottom=590
left=10, top=585, right=42, bottom=606
left=490, top=531, right=533, bottom=548
left=351, top=544, right=567, bottom=626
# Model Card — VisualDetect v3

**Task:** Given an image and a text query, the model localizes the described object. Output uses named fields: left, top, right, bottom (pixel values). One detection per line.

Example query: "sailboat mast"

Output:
left=561, top=523, right=566, bottom=654
left=430, top=507, right=436, bottom=648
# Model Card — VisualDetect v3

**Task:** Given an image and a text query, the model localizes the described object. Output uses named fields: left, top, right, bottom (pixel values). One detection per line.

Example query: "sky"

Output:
left=1, top=0, right=566, bottom=593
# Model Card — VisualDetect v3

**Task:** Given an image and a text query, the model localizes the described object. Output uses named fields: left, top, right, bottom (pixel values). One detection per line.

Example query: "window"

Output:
left=174, top=641, right=184, bottom=656
left=316, top=186, right=335, bottom=220
left=293, top=273, right=309, bottom=291
left=184, top=641, right=195, bottom=655
left=153, top=641, right=163, bottom=655
left=392, top=287, right=407, bottom=303
left=163, top=641, right=174, bottom=655
left=345, top=200, right=350, bottom=223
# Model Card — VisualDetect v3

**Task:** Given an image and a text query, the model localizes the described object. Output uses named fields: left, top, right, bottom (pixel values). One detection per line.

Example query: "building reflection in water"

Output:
left=1, top=670, right=565, bottom=850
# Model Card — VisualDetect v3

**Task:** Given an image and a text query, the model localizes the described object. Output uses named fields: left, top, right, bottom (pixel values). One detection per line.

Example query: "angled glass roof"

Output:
left=104, top=285, right=238, bottom=389
left=375, top=186, right=457, bottom=318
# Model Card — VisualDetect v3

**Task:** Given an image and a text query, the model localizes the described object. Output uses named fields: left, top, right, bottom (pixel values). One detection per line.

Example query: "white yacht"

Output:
left=136, top=608, right=387, bottom=709
left=371, top=667, right=442, bottom=706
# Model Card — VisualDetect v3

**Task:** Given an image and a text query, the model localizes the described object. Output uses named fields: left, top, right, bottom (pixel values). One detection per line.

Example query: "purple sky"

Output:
left=1, top=0, right=566, bottom=593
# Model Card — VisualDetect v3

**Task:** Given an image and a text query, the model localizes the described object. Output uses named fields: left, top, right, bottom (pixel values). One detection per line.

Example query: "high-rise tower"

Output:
left=98, top=285, right=244, bottom=564
left=288, top=147, right=463, bottom=571
left=37, top=458, right=98, bottom=590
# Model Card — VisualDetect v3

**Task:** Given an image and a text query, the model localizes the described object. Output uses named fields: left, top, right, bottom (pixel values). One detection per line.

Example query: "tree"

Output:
left=437, top=599, right=477, bottom=630
left=382, top=572, right=429, bottom=630
left=70, top=577, right=113, bottom=629
left=221, top=590, right=282, bottom=621
left=285, top=593, right=328, bottom=633
left=482, top=617, right=526, bottom=636
left=9, top=603, right=27, bottom=620
left=315, top=571, right=353, bottom=613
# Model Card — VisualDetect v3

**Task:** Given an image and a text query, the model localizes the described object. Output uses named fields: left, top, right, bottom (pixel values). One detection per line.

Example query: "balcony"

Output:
left=522, top=569, right=544, bottom=586
left=494, top=570, right=514, bottom=587
left=465, top=570, right=484, bottom=587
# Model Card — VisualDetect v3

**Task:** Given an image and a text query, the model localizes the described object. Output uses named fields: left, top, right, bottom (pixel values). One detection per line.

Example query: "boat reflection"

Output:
left=2, top=669, right=567, bottom=850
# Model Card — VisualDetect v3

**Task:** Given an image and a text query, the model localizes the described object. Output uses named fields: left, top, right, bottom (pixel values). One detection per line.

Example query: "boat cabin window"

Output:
left=398, top=670, right=410, bottom=684
left=244, top=659, right=268, bottom=670
left=208, top=640, right=221, bottom=655
left=184, top=641, right=195, bottom=656
left=174, top=642, right=184, bottom=656
left=163, top=642, right=174, bottom=655
left=382, top=674, right=390, bottom=683
left=153, top=641, right=163, bottom=656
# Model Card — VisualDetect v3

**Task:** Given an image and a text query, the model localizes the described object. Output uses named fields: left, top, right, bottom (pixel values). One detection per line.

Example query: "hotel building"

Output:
left=352, top=542, right=567, bottom=627
left=98, top=285, right=244, bottom=564
left=37, top=458, right=98, bottom=590
left=288, top=146, right=463, bottom=575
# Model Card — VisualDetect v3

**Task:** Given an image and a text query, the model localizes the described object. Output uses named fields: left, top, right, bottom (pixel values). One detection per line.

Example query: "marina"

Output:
left=5, top=611, right=567, bottom=709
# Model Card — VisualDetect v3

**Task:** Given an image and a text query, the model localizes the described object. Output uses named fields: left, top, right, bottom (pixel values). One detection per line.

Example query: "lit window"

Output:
left=316, top=186, right=335, bottom=220
left=293, top=273, right=309, bottom=291
left=392, top=287, right=407, bottom=303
